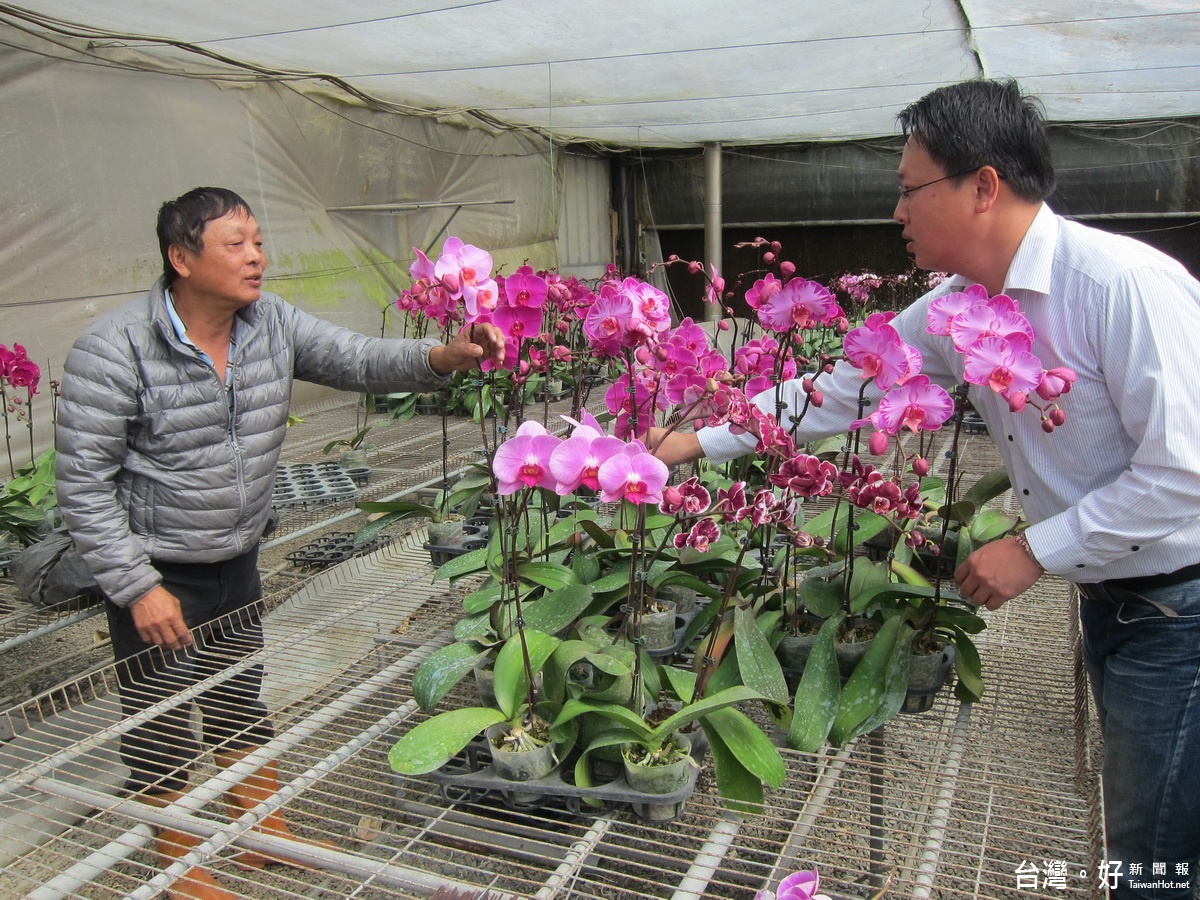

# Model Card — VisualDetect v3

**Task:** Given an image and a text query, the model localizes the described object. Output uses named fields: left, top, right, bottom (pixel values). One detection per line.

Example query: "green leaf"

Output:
left=411, top=642, right=487, bottom=711
left=703, top=706, right=786, bottom=787
left=950, top=627, right=985, bottom=702
left=493, top=630, right=559, bottom=719
left=388, top=707, right=506, bottom=775
left=516, top=561, right=579, bottom=591
left=834, top=509, right=890, bottom=554
left=462, top=581, right=504, bottom=615
left=453, top=611, right=493, bottom=643
left=798, top=565, right=843, bottom=618
left=968, top=509, right=1021, bottom=544
left=432, top=545, right=489, bottom=580
left=702, top=719, right=765, bottom=816
left=854, top=624, right=916, bottom=735
left=788, top=611, right=845, bottom=752
left=733, top=607, right=790, bottom=705
left=830, top=614, right=903, bottom=746
left=522, top=583, right=594, bottom=635
left=963, top=468, right=1012, bottom=507
left=554, top=698, right=653, bottom=744
left=653, top=685, right=765, bottom=745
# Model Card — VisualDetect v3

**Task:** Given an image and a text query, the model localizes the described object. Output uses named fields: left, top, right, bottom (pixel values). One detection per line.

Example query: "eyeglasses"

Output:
left=897, top=168, right=983, bottom=202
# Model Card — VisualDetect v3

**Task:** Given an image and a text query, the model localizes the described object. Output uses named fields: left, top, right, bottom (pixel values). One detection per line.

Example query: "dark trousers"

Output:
left=105, top=547, right=273, bottom=794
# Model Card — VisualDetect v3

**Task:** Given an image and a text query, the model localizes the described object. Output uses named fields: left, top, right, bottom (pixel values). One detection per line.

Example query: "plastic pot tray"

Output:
left=285, top=531, right=393, bottom=570
left=424, top=520, right=490, bottom=567
left=412, top=735, right=702, bottom=822
left=271, top=462, right=358, bottom=510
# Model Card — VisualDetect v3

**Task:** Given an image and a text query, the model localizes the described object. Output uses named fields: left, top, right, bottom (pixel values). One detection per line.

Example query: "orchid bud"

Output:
left=712, top=276, right=726, bottom=294
left=1041, top=419, right=1055, bottom=433
left=688, top=260, right=702, bottom=274
left=556, top=320, right=569, bottom=334
left=1007, top=392, right=1027, bottom=413
left=802, top=377, right=815, bottom=393
left=810, top=391, right=824, bottom=407
left=654, top=344, right=670, bottom=361
left=1050, top=407, right=1067, bottom=427
left=763, top=252, right=775, bottom=264
left=518, top=360, right=531, bottom=376
left=770, top=241, right=782, bottom=253
left=441, top=272, right=460, bottom=294
left=706, top=377, right=720, bottom=394
left=834, top=316, right=850, bottom=335
left=912, top=457, right=930, bottom=476
left=635, top=346, right=652, bottom=365
left=668, top=254, right=679, bottom=261
left=868, top=431, right=889, bottom=455
left=780, top=261, right=796, bottom=277
left=823, top=363, right=835, bottom=375
left=717, top=319, right=730, bottom=331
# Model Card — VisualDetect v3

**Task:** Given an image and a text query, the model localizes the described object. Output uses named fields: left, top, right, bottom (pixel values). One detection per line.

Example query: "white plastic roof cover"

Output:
left=3, top=0, right=1199, bottom=149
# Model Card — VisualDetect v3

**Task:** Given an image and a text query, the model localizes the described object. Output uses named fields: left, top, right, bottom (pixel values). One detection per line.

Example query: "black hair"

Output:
left=156, top=187, right=255, bottom=284
left=897, top=79, right=1055, bottom=202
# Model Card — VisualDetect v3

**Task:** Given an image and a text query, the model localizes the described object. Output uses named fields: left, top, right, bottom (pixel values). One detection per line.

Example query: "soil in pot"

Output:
left=656, top=583, right=698, bottom=616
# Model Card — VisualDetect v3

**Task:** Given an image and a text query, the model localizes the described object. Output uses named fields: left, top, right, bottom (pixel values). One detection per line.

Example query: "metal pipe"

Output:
left=702, top=142, right=722, bottom=324
left=911, top=702, right=973, bottom=899
left=0, top=606, right=103, bottom=654
left=534, top=813, right=616, bottom=898
left=763, top=744, right=855, bottom=890
left=671, top=812, right=743, bottom=900
left=26, top=635, right=451, bottom=900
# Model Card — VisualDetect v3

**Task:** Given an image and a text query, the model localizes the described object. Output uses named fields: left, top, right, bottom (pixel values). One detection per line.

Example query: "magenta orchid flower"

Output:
left=583, top=289, right=634, bottom=357
left=962, top=335, right=1043, bottom=402
left=674, top=518, right=721, bottom=552
left=503, top=266, right=549, bottom=310
left=492, top=421, right=561, bottom=495
left=596, top=442, right=669, bottom=505
left=744, top=272, right=783, bottom=310
left=852, top=375, right=954, bottom=435
left=769, top=454, right=839, bottom=497
left=659, top=476, right=712, bottom=516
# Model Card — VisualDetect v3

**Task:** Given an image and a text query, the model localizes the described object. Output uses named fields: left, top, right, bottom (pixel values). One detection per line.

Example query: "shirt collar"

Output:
left=938, top=203, right=1057, bottom=299
left=162, top=286, right=195, bottom=349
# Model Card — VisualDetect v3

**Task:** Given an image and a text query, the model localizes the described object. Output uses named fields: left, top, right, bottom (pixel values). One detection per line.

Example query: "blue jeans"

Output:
left=1081, top=580, right=1200, bottom=899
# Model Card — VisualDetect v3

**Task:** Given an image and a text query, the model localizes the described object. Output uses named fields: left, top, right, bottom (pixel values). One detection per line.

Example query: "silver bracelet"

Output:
left=1015, top=533, right=1044, bottom=571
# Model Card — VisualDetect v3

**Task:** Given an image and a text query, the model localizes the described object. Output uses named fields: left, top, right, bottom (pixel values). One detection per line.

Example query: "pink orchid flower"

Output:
left=744, top=273, right=783, bottom=311
left=769, top=454, right=838, bottom=497
left=852, top=375, right=954, bottom=435
left=550, top=428, right=626, bottom=494
left=434, top=236, right=493, bottom=300
left=843, top=320, right=920, bottom=390
left=755, top=868, right=830, bottom=900
left=583, top=289, right=635, bottom=357
left=948, top=304, right=1034, bottom=354
left=492, top=421, right=561, bottom=495
left=758, top=278, right=841, bottom=333
left=962, top=336, right=1043, bottom=402
left=926, top=283, right=989, bottom=335
left=1036, top=365, right=1078, bottom=401
left=596, top=442, right=669, bottom=505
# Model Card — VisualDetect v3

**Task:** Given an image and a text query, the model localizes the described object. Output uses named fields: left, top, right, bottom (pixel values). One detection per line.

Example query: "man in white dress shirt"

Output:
left=654, top=79, right=1200, bottom=899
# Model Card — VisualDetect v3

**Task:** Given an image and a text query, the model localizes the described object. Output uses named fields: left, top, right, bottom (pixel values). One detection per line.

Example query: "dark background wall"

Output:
left=630, top=120, right=1200, bottom=321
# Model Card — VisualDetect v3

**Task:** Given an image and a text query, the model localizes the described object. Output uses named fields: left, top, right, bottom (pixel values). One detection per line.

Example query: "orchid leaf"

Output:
left=516, top=561, right=579, bottom=591
left=702, top=719, right=765, bottom=815
left=432, top=545, right=489, bottom=581
left=788, top=611, right=844, bottom=752
left=968, top=509, right=1021, bottom=544
left=733, top=606, right=790, bottom=705
left=830, top=614, right=903, bottom=746
left=703, top=705, right=786, bottom=787
left=411, top=642, right=487, bottom=711
left=963, top=468, right=1012, bottom=507
left=493, top=630, right=559, bottom=719
left=388, top=707, right=506, bottom=775
left=522, top=583, right=593, bottom=634
left=950, top=627, right=985, bottom=702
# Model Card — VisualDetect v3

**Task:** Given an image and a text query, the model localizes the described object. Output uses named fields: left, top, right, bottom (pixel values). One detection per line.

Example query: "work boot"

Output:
left=214, top=748, right=336, bottom=869
left=137, top=790, right=236, bottom=900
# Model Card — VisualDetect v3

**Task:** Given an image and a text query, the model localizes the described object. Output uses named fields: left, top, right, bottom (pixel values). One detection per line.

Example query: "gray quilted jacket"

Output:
left=56, top=278, right=447, bottom=607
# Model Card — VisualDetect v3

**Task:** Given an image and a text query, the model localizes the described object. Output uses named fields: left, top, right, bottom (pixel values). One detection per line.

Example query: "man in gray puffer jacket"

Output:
left=56, top=186, right=504, bottom=898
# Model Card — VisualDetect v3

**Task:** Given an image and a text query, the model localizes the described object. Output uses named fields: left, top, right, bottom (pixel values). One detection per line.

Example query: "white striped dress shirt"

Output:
left=699, top=204, right=1200, bottom=583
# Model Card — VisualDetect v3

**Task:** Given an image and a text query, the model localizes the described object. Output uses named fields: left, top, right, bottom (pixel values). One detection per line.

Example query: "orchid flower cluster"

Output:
left=0, top=342, right=44, bottom=479
left=396, top=237, right=609, bottom=399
